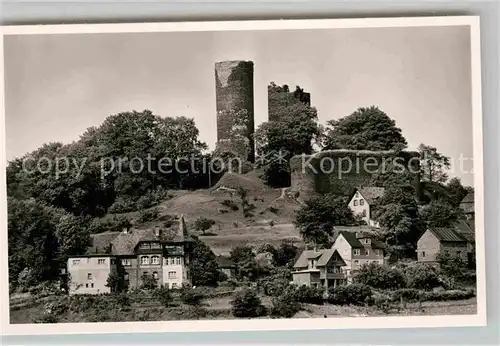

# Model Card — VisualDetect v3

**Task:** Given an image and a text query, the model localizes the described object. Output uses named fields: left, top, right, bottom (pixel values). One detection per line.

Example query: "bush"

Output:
left=270, top=289, right=301, bottom=318
left=108, top=197, right=136, bottom=214
left=180, top=288, right=205, bottom=306
left=261, top=268, right=292, bottom=296
left=230, top=288, right=266, bottom=318
left=405, top=263, right=442, bottom=290
left=138, top=208, right=160, bottom=223
left=154, top=286, right=173, bottom=307
left=220, top=199, right=239, bottom=211
left=354, top=263, right=406, bottom=289
left=391, top=288, right=423, bottom=303
left=329, top=284, right=372, bottom=306
left=422, top=289, right=475, bottom=302
left=293, top=285, right=324, bottom=305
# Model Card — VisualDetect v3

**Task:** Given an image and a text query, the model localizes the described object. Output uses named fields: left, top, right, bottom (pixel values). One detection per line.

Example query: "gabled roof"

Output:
left=336, top=231, right=386, bottom=249
left=293, top=250, right=324, bottom=268
left=353, top=187, right=386, bottom=205
left=82, top=215, right=192, bottom=257
left=427, top=228, right=467, bottom=242
left=454, top=220, right=475, bottom=243
left=86, top=231, right=120, bottom=255
left=459, top=192, right=475, bottom=214
left=316, top=249, right=346, bottom=267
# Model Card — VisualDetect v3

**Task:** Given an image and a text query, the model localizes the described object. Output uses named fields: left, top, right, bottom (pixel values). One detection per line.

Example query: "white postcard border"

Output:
left=0, top=16, right=486, bottom=336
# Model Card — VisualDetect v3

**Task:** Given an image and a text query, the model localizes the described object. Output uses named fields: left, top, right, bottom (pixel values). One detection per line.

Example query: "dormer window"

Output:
left=363, top=239, right=371, bottom=245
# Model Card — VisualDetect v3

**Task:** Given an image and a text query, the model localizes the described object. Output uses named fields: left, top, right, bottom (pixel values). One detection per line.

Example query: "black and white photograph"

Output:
left=0, top=17, right=485, bottom=335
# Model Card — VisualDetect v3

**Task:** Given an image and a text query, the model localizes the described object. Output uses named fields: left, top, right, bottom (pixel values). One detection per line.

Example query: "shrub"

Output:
left=405, top=263, right=442, bottom=290
left=354, top=263, right=406, bottom=289
left=293, top=285, right=324, bottom=305
left=422, top=289, right=475, bottom=302
left=194, top=217, right=216, bottom=235
left=108, top=197, right=136, bottom=214
left=112, top=292, right=131, bottom=307
left=180, top=288, right=205, bottom=306
left=329, top=284, right=372, bottom=306
left=268, top=206, right=279, bottom=214
left=220, top=199, right=239, bottom=211
left=261, top=268, right=292, bottom=296
left=230, top=288, right=265, bottom=318
left=270, top=289, right=301, bottom=318
left=140, top=274, right=158, bottom=290
left=391, top=288, right=423, bottom=303
left=138, top=208, right=160, bottom=223
left=154, top=286, right=173, bottom=307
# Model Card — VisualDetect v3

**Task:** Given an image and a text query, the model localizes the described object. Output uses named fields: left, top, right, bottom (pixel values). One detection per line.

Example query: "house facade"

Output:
left=459, top=192, right=475, bottom=220
left=67, top=215, right=192, bottom=295
left=292, top=248, right=347, bottom=290
left=331, top=231, right=387, bottom=279
left=416, top=227, right=470, bottom=264
left=347, top=187, right=385, bottom=228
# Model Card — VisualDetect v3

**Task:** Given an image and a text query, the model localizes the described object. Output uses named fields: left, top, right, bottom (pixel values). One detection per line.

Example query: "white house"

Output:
left=348, top=187, right=385, bottom=228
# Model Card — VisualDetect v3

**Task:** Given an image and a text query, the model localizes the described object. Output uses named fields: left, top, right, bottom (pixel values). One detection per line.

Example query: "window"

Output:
left=353, top=200, right=358, bottom=206
left=141, top=256, right=150, bottom=265
left=172, top=283, right=178, bottom=288
left=362, top=209, right=367, bottom=217
left=91, top=283, right=94, bottom=288
left=168, top=271, right=177, bottom=279
left=457, top=251, right=461, bottom=257
left=375, top=249, right=381, bottom=256
left=422, top=251, right=426, bottom=257
left=98, top=259, right=105, bottom=265
left=360, top=199, right=364, bottom=206
left=355, top=192, right=359, bottom=197
left=72, top=259, right=80, bottom=265
left=365, top=249, right=370, bottom=256
left=139, top=242, right=150, bottom=249
left=354, top=260, right=359, bottom=265
left=143, top=271, right=148, bottom=277
left=87, top=273, right=92, bottom=280
left=169, top=257, right=175, bottom=265
left=85, top=283, right=89, bottom=288
left=111, top=259, right=116, bottom=265
left=124, top=273, right=129, bottom=281
left=153, top=272, right=159, bottom=279
left=151, top=256, right=160, bottom=265
left=353, top=249, right=361, bottom=256
left=363, top=239, right=371, bottom=244
left=175, top=257, right=182, bottom=265
left=122, top=259, right=131, bottom=266
left=151, top=242, right=161, bottom=249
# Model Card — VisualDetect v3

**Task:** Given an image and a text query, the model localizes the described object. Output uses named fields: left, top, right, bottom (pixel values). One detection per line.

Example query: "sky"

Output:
left=3, top=26, right=474, bottom=186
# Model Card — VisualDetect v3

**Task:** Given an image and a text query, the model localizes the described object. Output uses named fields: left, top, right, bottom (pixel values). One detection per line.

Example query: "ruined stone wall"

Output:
left=290, top=150, right=421, bottom=198
left=215, top=61, right=255, bottom=162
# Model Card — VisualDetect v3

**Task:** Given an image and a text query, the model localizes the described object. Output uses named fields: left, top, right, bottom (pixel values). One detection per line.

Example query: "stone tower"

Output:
left=215, top=60, right=255, bottom=163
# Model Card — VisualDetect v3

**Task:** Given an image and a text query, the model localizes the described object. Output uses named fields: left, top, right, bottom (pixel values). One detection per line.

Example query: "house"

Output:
left=459, top=192, right=475, bottom=220
left=216, top=255, right=236, bottom=279
left=348, top=187, right=385, bottom=227
left=331, top=230, right=387, bottom=279
left=292, top=248, right=347, bottom=290
left=67, top=215, right=193, bottom=295
left=416, top=227, right=471, bottom=264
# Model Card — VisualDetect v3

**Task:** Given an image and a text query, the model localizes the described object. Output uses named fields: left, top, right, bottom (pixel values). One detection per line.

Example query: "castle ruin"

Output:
left=215, top=61, right=255, bottom=163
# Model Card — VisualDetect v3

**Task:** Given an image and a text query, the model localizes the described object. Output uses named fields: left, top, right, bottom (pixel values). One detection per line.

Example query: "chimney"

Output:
left=122, top=227, right=129, bottom=234
left=154, top=225, right=161, bottom=237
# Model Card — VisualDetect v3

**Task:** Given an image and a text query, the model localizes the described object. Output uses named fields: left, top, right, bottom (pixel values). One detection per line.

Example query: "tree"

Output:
left=270, top=289, right=301, bottom=318
left=255, top=83, right=322, bottom=187
left=189, top=238, right=221, bottom=287
left=372, top=184, right=423, bottom=257
left=353, top=262, right=406, bottom=289
left=194, top=217, right=216, bottom=235
left=419, top=199, right=461, bottom=227
left=294, top=194, right=355, bottom=249
left=106, top=270, right=127, bottom=293
left=230, top=246, right=258, bottom=281
left=140, top=273, right=158, bottom=290
left=446, top=177, right=470, bottom=207
left=418, top=144, right=451, bottom=183
left=322, top=106, right=407, bottom=151
left=273, top=242, right=299, bottom=267
left=231, top=288, right=266, bottom=318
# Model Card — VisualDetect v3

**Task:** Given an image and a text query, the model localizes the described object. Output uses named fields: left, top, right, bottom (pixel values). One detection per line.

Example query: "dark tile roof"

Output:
left=335, top=231, right=387, bottom=249
left=358, top=187, right=386, bottom=205
left=459, top=192, right=475, bottom=214
left=86, top=232, right=120, bottom=255
left=216, top=255, right=235, bottom=268
left=83, top=215, right=192, bottom=257
left=454, top=220, right=475, bottom=243
left=293, top=250, right=324, bottom=268
left=428, top=228, right=467, bottom=242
